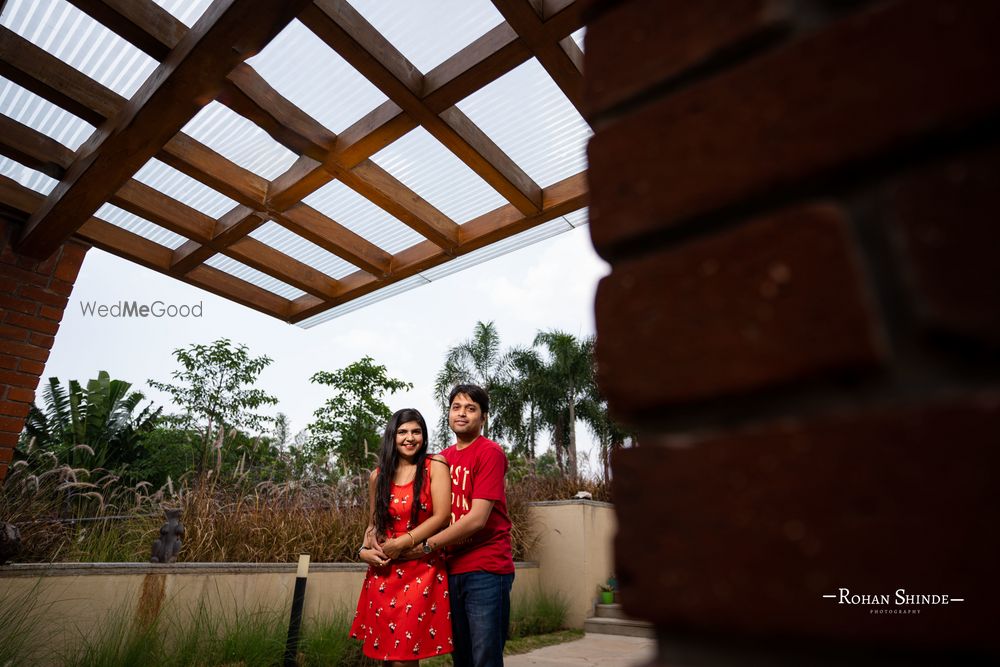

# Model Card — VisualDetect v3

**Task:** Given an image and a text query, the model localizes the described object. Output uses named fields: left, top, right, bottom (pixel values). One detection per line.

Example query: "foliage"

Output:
left=509, top=587, right=569, bottom=638
left=20, top=371, right=162, bottom=475
left=433, top=321, right=505, bottom=446
left=306, top=356, right=412, bottom=475
left=148, top=338, right=278, bottom=475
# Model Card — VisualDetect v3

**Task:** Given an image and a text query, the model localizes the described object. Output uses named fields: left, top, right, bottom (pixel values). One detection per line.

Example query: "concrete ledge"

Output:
left=0, top=560, right=540, bottom=577
left=527, top=499, right=614, bottom=509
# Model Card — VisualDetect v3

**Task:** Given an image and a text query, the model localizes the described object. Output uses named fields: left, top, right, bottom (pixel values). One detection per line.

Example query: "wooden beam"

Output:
left=159, top=133, right=268, bottom=208
left=491, top=0, right=585, bottom=112
left=78, top=217, right=174, bottom=270
left=64, top=0, right=184, bottom=60
left=170, top=240, right=217, bottom=274
left=110, top=179, right=216, bottom=242
left=288, top=171, right=587, bottom=322
left=0, top=116, right=74, bottom=179
left=186, top=264, right=293, bottom=318
left=302, top=0, right=543, bottom=215
left=0, top=26, right=125, bottom=125
left=225, top=236, right=342, bottom=299
left=329, top=160, right=459, bottom=249
left=17, top=0, right=311, bottom=258
left=275, top=203, right=392, bottom=276
left=0, top=174, right=45, bottom=215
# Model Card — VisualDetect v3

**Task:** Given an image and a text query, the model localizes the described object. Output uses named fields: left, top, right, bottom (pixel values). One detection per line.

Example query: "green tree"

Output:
left=307, top=356, right=412, bottom=474
left=148, top=338, right=278, bottom=475
left=531, top=331, right=596, bottom=480
left=578, top=393, right=633, bottom=485
left=433, top=321, right=506, bottom=446
left=490, top=346, right=547, bottom=460
left=21, top=371, right=162, bottom=474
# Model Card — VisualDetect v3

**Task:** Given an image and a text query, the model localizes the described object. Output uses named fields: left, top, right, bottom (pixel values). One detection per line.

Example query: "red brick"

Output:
left=588, top=0, right=1000, bottom=256
left=15, top=255, right=38, bottom=272
left=6, top=387, right=34, bottom=403
left=38, top=305, right=64, bottom=322
left=0, top=276, right=17, bottom=294
left=0, top=431, right=17, bottom=448
left=0, top=400, right=30, bottom=418
left=0, top=293, right=38, bottom=315
left=4, top=311, right=59, bottom=336
left=0, top=370, right=41, bottom=390
left=0, top=355, right=16, bottom=370
left=0, top=415, right=25, bottom=433
left=35, top=250, right=60, bottom=276
left=888, top=144, right=1000, bottom=345
left=613, top=395, right=1000, bottom=653
left=0, top=262, right=45, bottom=285
left=53, top=242, right=88, bottom=282
left=595, top=203, right=886, bottom=414
left=17, top=358, right=44, bottom=375
left=0, top=462, right=8, bottom=480
left=49, top=278, right=74, bottom=297
left=1, top=340, right=50, bottom=363
left=0, top=446, right=12, bottom=464
left=0, top=324, right=28, bottom=341
left=585, top=0, right=786, bottom=120
left=28, top=332, right=54, bottom=348
left=17, top=285, right=69, bottom=308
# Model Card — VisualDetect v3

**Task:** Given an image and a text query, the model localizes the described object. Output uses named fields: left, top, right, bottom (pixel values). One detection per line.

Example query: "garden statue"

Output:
left=150, top=508, right=184, bottom=563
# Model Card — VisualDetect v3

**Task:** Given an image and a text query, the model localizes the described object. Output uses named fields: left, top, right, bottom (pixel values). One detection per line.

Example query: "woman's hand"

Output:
left=380, top=536, right=407, bottom=560
left=360, top=545, right=389, bottom=567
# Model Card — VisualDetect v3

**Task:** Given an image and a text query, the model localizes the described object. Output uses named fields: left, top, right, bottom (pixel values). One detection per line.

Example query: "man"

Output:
left=422, top=383, right=514, bottom=667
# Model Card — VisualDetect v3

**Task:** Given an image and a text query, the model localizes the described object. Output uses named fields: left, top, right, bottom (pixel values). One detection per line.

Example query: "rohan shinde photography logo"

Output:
left=80, top=300, right=203, bottom=318
left=823, top=588, right=965, bottom=615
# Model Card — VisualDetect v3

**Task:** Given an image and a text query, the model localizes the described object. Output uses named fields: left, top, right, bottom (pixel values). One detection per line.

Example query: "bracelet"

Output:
left=407, top=531, right=415, bottom=547
left=358, top=545, right=369, bottom=558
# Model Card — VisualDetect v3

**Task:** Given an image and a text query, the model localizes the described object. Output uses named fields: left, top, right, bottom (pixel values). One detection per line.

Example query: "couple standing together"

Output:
left=350, top=383, right=513, bottom=667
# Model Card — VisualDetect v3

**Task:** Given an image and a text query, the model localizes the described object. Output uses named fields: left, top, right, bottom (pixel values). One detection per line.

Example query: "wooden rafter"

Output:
left=491, top=0, right=585, bottom=112
left=17, top=0, right=312, bottom=258
left=289, top=171, right=587, bottom=322
left=301, top=0, right=544, bottom=215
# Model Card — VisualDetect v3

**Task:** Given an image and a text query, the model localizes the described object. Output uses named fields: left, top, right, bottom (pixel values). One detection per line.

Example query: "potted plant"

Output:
left=599, top=583, right=615, bottom=605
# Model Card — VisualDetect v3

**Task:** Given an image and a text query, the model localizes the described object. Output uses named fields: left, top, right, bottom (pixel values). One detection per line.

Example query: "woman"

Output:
left=351, top=408, right=452, bottom=665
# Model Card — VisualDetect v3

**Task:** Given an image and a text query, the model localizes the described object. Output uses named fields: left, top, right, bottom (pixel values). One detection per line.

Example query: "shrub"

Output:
left=509, top=587, right=569, bottom=639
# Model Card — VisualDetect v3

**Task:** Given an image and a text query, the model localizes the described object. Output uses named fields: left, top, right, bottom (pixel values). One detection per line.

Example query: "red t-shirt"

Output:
left=440, top=436, right=514, bottom=575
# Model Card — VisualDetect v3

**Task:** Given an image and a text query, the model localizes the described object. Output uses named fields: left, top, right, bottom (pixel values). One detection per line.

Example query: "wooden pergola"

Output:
left=0, top=0, right=587, bottom=325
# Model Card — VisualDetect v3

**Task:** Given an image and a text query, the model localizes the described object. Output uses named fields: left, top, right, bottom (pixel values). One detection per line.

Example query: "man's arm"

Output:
left=397, top=497, right=495, bottom=559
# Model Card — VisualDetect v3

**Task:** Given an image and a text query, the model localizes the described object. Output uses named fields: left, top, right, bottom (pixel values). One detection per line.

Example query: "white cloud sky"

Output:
left=41, top=225, right=610, bottom=475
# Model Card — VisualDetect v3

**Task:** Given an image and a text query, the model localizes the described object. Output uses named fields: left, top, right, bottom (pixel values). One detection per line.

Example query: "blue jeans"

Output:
left=448, top=571, right=514, bottom=667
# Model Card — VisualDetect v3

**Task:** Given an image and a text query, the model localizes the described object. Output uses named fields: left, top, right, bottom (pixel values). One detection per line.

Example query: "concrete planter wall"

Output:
left=0, top=500, right=614, bottom=658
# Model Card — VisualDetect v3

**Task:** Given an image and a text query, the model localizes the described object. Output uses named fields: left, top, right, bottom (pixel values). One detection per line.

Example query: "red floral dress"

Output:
left=350, top=460, right=452, bottom=660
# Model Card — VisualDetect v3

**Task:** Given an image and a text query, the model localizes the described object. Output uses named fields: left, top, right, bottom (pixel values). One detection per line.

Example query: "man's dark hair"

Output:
left=448, top=383, right=489, bottom=415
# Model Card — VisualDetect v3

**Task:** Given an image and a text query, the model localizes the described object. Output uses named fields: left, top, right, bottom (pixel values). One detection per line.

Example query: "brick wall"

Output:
left=585, top=0, right=999, bottom=662
left=0, top=218, right=89, bottom=479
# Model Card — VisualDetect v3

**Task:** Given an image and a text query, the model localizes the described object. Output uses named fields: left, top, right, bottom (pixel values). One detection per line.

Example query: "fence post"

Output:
left=283, top=553, right=310, bottom=667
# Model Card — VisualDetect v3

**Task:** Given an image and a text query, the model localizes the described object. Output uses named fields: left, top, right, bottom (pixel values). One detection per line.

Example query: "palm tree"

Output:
left=531, top=332, right=596, bottom=480
left=578, top=393, right=634, bottom=485
left=21, top=371, right=162, bottom=472
left=433, top=321, right=506, bottom=445
left=490, top=347, right=547, bottom=460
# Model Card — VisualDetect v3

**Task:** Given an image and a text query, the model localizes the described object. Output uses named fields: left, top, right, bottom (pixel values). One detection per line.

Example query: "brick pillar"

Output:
left=585, top=0, right=999, bottom=663
left=0, top=219, right=90, bottom=480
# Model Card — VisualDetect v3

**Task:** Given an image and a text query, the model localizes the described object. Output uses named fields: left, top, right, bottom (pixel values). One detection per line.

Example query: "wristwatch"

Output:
left=422, top=540, right=433, bottom=554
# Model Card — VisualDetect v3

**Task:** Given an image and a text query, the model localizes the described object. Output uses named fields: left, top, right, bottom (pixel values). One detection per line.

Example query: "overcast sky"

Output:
left=40, top=225, right=610, bottom=474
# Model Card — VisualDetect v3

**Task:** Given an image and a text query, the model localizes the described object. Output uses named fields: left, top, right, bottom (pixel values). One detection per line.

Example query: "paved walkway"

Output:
left=505, top=634, right=656, bottom=667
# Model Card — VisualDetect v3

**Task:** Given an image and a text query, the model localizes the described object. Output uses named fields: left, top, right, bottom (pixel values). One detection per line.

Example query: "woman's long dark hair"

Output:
left=374, top=408, right=430, bottom=539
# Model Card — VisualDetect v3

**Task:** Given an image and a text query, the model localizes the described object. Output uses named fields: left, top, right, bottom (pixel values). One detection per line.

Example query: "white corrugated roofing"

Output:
left=0, top=0, right=588, bottom=324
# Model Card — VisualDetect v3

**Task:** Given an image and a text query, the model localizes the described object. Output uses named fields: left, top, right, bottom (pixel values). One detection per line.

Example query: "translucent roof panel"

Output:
left=297, top=206, right=588, bottom=328
left=133, top=158, right=237, bottom=219
left=298, top=275, right=430, bottom=328
left=349, top=0, right=504, bottom=73
left=303, top=180, right=425, bottom=255
left=2, top=0, right=158, bottom=99
left=181, top=102, right=298, bottom=180
left=571, top=28, right=586, bottom=52
left=456, top=58, right=591, bottom=188
left=246, top=20, right=388, bottom=134
left=0, top=76, right=95, bottom=150
left=250, top=221, right=359, bottom=280
left=95, top=203, right=188, bottom=250
left=0, top=156, right=58, bottom=195
left=153, top=0, right=215, bottom=28
left=205, top=255, right=306, bottom=301
left=371, top=127, right=506, bottom=224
